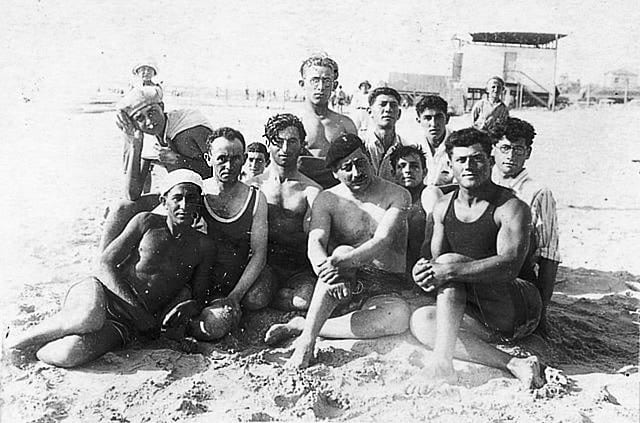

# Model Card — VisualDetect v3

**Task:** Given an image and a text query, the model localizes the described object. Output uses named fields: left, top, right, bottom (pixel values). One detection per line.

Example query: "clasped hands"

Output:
left=317, top=253, right=352, bottom=300
left=412, top=258, right=448, bottom=293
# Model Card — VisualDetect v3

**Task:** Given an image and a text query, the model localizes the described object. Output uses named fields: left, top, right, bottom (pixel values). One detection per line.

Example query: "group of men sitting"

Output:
left=7, top=54, right=559, bottom=392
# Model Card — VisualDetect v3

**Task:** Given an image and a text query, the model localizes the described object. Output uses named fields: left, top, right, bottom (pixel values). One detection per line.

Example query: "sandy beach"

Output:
left=1, top=97, right=639, bottom=422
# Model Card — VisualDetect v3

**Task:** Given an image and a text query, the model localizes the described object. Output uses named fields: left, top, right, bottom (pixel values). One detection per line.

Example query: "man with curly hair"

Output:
left=248, top=114, right=322, bottom=311
left=491, top=117, right=560, bottom=335
left=297, top=54, right=358, bottom=189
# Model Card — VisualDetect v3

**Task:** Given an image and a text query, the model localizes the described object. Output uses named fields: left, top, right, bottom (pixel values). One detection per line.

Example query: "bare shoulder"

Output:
left=433, top=190, right=454, bottom=220
left=421, top=185, right=444, bottom=213
left=327, top=109, right=357, bottom=133
left=246, top=173, right=268, bottom=188
left=495, top=189, right=531, bottom=222
left=377, top=178, right=410, bottom=205
left=131, top=211, right=164, bottom=231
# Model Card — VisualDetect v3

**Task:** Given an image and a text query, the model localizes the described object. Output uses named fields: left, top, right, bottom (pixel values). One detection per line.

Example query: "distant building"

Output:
left=452, top=32, right=566, bottom=109
left=603, top=69, right=638, bottom=89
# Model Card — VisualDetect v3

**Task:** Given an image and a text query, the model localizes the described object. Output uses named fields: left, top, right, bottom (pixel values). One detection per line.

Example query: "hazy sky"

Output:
left=2, top=0, right=638, bottom=103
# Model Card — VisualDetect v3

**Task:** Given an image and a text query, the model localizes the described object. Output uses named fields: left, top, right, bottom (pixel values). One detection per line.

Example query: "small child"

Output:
left=241, top=142, right=270, bottom=181
left=472, top=76, right=509, bottom=131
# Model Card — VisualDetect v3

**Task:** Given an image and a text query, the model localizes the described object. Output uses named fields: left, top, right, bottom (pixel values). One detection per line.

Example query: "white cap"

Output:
left=161, top=169, right=204, bottom=196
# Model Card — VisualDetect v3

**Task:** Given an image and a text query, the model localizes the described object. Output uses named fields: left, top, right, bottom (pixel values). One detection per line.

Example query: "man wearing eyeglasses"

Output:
left=247, top=114, right=322, bottom=311
left=296, top=54, right=358, bottom=189
left=415, top=95, right=454, bottom=186
left=491, top=117, right=560, bottom=335
left=264, top=134, right=415, bottom=369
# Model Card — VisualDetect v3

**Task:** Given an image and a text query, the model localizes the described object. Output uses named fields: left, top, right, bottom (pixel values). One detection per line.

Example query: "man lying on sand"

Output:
left=265, top=133, right=415, bottom=369
left=407, top=128, right=544, bottom=393
left=296, top=54, right=357, bottom=189
left=248, top=114, right=322, bottom=311
left=5, top=170, right=217, bottom=368
left=490, top=117, right=560, bottom=335
left=100, top=87, right=213, bottom=251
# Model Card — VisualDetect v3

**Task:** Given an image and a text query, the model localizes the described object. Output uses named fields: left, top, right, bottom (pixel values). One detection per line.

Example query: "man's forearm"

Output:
left=98, top=263, right=148, bottom=311
left=124, top=137, right=147, bottom=200
left=441, top=255, right=522, bottom=285
left=227, top=253, right=266, bottom=302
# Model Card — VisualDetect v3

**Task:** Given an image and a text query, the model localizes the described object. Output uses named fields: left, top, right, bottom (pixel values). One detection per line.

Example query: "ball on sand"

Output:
left=200, top=298, right=242, bottom=340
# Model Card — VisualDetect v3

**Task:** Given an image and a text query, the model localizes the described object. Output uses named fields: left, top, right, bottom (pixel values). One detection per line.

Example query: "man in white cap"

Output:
left=6, top=170, right=218, bottom=368
left=100, top=86, right=214, bottom=250
left=131, top=59, right=162, bottom=89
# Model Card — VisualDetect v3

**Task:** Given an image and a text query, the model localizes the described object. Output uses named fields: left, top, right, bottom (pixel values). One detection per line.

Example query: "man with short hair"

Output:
left=296, top=54, right=358, bottom=189
left=188, top=128, right=271, bottom=341
left=472, top=76, right=509, bottom=131
left=241, top=142, right=270, bottom=181
left=389, top=145, right=429, bottom=271
left=407, top=128, right=544, bottom=394
left=6, top=170, right=218, bottom=367
left=359, top=87, right=410, bottom=181
left=415, top=95, right=453, bottom=186
left=265, top=134, right=414, bottom=369
left=491, top=117, right=560, bottom=333
left=100, top=87, right=213, bottom=250
left=248, top=114, right=322, bottom=310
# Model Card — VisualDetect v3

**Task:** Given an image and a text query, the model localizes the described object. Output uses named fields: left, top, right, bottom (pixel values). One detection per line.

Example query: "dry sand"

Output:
left=1, top=98, right=639, bottom=422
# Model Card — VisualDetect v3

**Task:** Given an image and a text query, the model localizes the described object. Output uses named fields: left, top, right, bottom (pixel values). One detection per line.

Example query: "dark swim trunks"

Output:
left=87, top=278, right=137, bottom=347
left=332, top=266, right=416, bottom=317
left=465, top=278, right=542, bottom=343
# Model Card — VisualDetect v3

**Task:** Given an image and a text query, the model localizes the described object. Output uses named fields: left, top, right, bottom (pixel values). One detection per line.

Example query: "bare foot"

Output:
left=264, top=317, right=305, bottom=345
left=284, top=337, right=315, bottom=369
left=405, top=360, right=459, bottom=396
left=507, top=356, right=544, bottom=389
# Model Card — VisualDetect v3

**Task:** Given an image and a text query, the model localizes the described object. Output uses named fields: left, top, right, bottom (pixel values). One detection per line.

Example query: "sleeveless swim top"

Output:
left=443, top=187, right=510, bottom=259
left=203, top=186, right=259, bottom=293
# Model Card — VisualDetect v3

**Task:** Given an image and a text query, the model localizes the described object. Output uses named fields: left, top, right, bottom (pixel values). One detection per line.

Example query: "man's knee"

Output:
left=36, top=336, right=91, bottom=368
left=435, top=253, right=473, bottom=264
left=362, top=297, right=411, bottom=336
left=62, top=278, right=106, bottom=333
left=241, top=267, right=276, bottom=311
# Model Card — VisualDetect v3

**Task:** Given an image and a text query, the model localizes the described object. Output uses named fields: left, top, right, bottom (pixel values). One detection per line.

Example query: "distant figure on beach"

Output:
left=100, top=87, right=213, bottom=251
left=296, top=53, right=357, bottom=189
left=336, top=85, right=347, bottom=113
left=490, top=117, right=560, bottom=335
left=131, top=58, right=162, bottom=90
left=247, top=114, right=322, bottom=311
left=359, top=87, right=410, bottom=181
left=5, top=171, right=217, bottom=368
left=407, top=128, right=544, bottom=394
left=472, top=76, right=509, bottom=131
left=389, top=145, right=429, bottom=272
left=415, top=95, right=454, bottom=186
left=186, top=127, right=272, bottom=341
left=352, top=80, right=372, bottom=131
left=265, top=134, right=415, bottom=369
left=240, top=142, right=269, bottom=181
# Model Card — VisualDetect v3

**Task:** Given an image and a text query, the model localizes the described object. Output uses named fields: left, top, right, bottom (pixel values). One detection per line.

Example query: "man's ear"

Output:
left=203, top=152, right=211, bottom=163
left=445, top=113, right=450, bottom=125
left=160, top=194, right=167, bottom=207
left=299, top=79, right=305, bottom=88
left=158, top=102, right=165, bottom=111
left=525, top=147, right=532, bottom=160
left=333, top=80, right=339, bottom=91
left=397, top=108, right=402, bottom=121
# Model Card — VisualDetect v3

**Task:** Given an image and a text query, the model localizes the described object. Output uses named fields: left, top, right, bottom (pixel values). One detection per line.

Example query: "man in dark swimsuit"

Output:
left=406, top=128, right=544, bottom=394
left=186, top=127, right=272, bottom=342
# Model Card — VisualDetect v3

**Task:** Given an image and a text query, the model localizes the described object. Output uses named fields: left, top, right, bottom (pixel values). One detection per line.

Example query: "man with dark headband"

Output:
left=296, top=53, right=358, bottom=189
left=407, top=128, right=544, bottom=394
left=247, top=114, right=322, bottom=311
left=265, top=133, right=415, bottom=369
